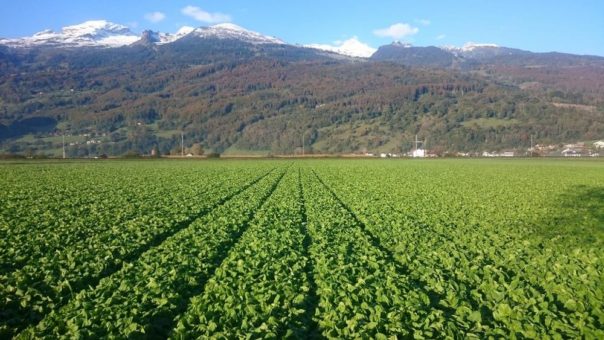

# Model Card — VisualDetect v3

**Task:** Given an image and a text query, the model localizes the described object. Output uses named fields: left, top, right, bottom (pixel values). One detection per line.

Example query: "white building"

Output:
left=412, top=149, right=425, bottom=158
left=562, top=148, right=581, bottom=157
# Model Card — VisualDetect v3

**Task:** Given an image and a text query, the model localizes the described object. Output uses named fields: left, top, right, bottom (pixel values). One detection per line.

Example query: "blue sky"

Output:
left=1, top=0, right=603, bottom=56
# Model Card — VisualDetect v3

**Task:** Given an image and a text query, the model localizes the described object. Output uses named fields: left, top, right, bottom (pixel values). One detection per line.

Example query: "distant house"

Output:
left=482, top=151, right=514, bottom=157
left=594, top=140, right=604, bottom=149
left=380, top=153, right=388, bottom=158
left=562, top=148, right=581, bottom=157
left=411, top=149, right=425, bottom=158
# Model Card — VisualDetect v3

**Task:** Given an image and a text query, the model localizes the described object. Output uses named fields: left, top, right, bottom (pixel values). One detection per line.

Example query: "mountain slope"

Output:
left=371, top=42, right=456, bottom=68
left=0, top=21, right=602, bottom=156
left=188, top=23, right=284, bottom=45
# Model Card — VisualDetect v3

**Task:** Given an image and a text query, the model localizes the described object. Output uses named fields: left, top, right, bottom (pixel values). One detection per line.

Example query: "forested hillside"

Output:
left=1, top=38, right=603, bottom=156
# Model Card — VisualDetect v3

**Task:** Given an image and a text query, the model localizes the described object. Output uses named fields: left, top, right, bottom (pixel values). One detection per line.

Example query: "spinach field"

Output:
left=0, top=159, right=602, bottom=338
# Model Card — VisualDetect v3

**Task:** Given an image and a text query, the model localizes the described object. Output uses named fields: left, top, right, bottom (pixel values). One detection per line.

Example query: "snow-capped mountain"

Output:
left=0, top=20, right=139, bottom=48
left=160, top=26, right=195, bottom=44
left=187, top=23, right=284, bottom=45
left=137, top=26, right=195, bottom=45
left=0, top=21, right=284, bottom=49
left=0, top=19, right=536, bottom=63
left=441, top=43, right=528, bottom=60
left=305, top=37, right=377, bottom=58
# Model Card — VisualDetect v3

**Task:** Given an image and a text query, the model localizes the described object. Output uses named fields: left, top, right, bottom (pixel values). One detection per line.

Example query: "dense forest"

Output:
left=0, top=39, right=603, bottom=156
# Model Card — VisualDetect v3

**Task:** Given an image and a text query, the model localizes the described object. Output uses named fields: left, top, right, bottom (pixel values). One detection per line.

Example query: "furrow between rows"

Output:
left=0, top=168, right=274, bottom=338
left=17, top=168, right=286, bottom=338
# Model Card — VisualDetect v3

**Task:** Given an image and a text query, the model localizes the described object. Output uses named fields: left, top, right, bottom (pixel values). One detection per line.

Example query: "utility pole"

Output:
left=181, top=132, right=184, bottom=157
left=530, top=134, right=534, bottom=157
left=62, top=133, right=66, bottom=159
left=302, top=132, right=304, bottom=157
left=413, top=134, right=426, bottom=157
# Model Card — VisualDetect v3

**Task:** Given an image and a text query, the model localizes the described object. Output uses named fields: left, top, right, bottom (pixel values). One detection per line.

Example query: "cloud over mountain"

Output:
left=373, top=23, right=419, bottom=40
left=181, top=6, right=231, bottom=24
left=144, top=12, right=166, bottom=23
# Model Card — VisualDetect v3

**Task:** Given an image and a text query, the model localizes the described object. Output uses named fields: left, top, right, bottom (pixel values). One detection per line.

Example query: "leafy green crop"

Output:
left=20, top=168, right=284, bottom=338
left=172, top=169, right=312, bottom=338
left=0, top=159, right=602, bottom=338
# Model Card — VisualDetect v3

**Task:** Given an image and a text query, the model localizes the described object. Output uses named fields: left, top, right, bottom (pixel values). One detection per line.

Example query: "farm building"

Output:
left=562, top=148, right=581, bottom=157
left=411, top=149, right=425, bottom=158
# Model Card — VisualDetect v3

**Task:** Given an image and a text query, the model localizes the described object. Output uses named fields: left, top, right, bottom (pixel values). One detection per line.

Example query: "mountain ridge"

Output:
left=0, top=20, right=285, bottom=49
left=2, top=20, right=603, bottom=60
left=0, top=20, right=602, bottom=156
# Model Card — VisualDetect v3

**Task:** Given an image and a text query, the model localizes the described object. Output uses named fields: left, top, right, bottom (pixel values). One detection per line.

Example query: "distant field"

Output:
left=0, top=159, right=602, bottom=338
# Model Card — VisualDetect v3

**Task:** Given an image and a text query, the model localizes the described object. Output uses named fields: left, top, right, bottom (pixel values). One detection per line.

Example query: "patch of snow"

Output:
left=190, top=23, right=284, bottom=44
left=155, top=26, right=196, bottom=44
left=0, top=20, right=139, bottom=48
left=306, top=37, right=376, bottom=58
left=97, top=35, right=139, bottom=46
left=440, top=42, right=499, bottom=52
left=461, top=42, right=499, bottom=51
left=176, top=26, right=195, bottom=36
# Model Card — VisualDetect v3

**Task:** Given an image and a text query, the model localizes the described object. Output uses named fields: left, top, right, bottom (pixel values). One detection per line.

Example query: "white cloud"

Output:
left=373, top=23, right=419, bottom=40
left=145, top=12, right=166, bottom=23
left=416, top=19, right=431, bottom=26
left=436, top=34, right=446, bottom=40
left=181, top=6, right=231, bottom=24
left=306, top=36, right=376, bottom=58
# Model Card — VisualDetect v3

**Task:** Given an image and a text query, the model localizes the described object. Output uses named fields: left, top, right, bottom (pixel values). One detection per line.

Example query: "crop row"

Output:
left=0, top=165, right=274, bottom=337
left=172, top=169, right=313, bottom=338
left=0, top=165, right=259, bottom=274
left=313, top=162, right=604, bottom=337
left=18, top=168, right=286, bottom=338
left=300, top=169, right=456, bottom=338
left=1, top=159, right=601, bottom=338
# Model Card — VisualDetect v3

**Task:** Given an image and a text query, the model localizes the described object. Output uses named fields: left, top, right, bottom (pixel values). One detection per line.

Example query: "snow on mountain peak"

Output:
left=462, top=42, right=499, bottom=51
left=33, top=29, right=54, bottom=37
left=190, top=23, right=284, bottom=44
left=0, top=20, right=139, bottom=48
left=0, top=20, right=286, bottom=48
left=62, top=20, right=131, bottom=36
left=306, top=37, right=376, bottom=58
left=147, top=26, right=197, bottom=45
left=210, top=23, right=247, bottom=31
left=441, top=42, right=500, bottom=53
left=175, top=26, right=195, bottom=36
